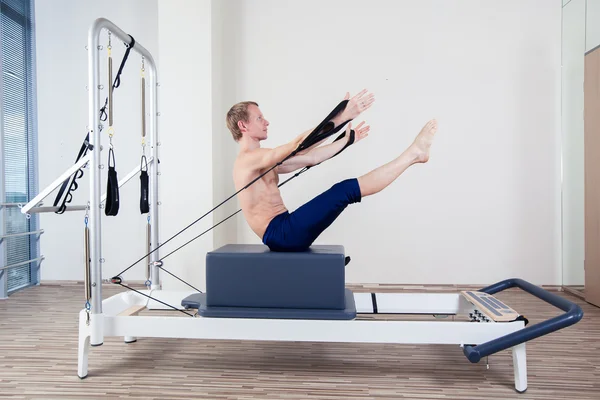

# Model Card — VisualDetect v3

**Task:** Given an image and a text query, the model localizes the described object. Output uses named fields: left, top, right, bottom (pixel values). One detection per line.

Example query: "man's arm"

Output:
left=277, top=122, right=369, bottom=174
left=292, top=89, right=375, bottom=156
left=242, top=129, right=311, bottom=171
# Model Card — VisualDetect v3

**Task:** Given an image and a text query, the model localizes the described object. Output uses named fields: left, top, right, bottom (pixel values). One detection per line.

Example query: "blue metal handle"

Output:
left=463, top=278, right=583, bottom=363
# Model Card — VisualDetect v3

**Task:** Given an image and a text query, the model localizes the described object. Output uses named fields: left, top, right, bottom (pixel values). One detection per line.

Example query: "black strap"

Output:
left=515, top=315, right=529, bottom=326
left=139, top=155, right=149, bottom=214
left=291, top=100, right=351, bottom=156
left=53, top=133, right=93, bottom=214
left=113, top=35, right=135, bottom=89
left=105, top=148, right=120, bottom=216
left=331, top=128, right=355, bottom=158
left=371, top=293, right=378, bottom=314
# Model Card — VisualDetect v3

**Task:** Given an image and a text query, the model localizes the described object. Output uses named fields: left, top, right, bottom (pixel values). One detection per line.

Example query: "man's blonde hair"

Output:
left=226, top=101, right=258, bottom=142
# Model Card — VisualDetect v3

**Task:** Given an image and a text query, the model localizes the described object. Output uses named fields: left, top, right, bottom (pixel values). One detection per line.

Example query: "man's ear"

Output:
left=237, top=120, right=247, bottom=133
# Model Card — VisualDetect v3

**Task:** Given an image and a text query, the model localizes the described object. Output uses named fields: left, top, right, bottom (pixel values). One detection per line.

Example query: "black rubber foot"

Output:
left=515, top=388, right=527, bottom=394
left=78, top=374, right=88, bottom=380
left=124, top=339, right=137, bottom=344
left=90, top=342, right=103, bottom=347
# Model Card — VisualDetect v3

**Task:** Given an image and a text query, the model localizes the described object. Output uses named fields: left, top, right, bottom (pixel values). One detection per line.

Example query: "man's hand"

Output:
left=342, top=89, right=375, bottom=120
left=348, top=121, right=370, bottom=144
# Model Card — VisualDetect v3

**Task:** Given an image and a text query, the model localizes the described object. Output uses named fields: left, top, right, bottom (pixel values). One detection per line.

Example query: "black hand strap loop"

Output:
left=140, top=155, right=149, bottom=214
left=105, top=148, right=120, bottom=216
left=114, top=35, right=135, bottom=89
left=331, top=128, right=355, bottom=158
left=290, top=100, right=352, bottom=157
left=53, top=133, right=93, bottom=214
left=107, top=147, right=116, bottom=168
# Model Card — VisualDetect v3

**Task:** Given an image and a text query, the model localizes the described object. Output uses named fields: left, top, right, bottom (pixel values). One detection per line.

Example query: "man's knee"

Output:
left=331, top=178, right=362, bottom=205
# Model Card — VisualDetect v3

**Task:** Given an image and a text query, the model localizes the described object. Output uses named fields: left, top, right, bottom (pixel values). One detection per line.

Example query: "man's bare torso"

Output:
left=233, top=150, right=288, bottom=239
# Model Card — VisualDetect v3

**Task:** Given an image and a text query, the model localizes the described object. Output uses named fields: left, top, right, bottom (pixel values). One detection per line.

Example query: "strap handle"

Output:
left=105, top=148, right=119, bottom=216
left=140, top=155, right=149, bottom=214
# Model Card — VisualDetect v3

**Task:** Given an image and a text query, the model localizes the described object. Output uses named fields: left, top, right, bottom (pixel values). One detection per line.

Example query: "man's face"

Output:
left=241, top=104, right=269, bottom=141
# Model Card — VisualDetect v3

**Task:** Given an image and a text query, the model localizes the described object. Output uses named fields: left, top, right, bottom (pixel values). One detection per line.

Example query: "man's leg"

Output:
left=263, top=119, right=438, bottom=252
left=358, top=119, right=437, bottom=197
left=263, top=178, right=361, bottom=252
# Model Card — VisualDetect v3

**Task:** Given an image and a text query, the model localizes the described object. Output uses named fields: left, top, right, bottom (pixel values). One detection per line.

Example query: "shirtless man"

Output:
left=227, top=90, right=438, bottom=252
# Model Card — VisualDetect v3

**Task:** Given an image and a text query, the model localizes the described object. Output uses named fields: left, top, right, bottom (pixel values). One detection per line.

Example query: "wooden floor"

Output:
left=0, top=282, right=599, bottom=399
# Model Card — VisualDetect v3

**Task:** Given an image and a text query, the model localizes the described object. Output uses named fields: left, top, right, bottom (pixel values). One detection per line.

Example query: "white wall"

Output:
left=225, top=0, right=562, bottom=285
left=211, top=1, right=241, bottom=250
left=156, top=0, right=213, bottom=290
left=33, top=0, right=564, bottom=287
left=586, top=0, right=600, bottom=52
left=34, top=0, right=213, bottom=290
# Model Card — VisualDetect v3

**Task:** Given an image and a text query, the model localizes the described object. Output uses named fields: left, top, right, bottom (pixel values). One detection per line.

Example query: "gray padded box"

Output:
left=206, top=244, right=346, bottom=310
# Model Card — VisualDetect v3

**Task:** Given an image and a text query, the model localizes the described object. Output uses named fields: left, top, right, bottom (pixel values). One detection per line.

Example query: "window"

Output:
left=0, top=0, right=39, bottom=296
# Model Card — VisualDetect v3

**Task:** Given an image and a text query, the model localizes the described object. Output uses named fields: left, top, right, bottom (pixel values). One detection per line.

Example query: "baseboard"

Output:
left=562, top=285, right=585, bottom=300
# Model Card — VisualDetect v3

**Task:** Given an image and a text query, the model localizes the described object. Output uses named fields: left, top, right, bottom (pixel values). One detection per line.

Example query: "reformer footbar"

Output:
left=110, top=99, right=357, bottom=313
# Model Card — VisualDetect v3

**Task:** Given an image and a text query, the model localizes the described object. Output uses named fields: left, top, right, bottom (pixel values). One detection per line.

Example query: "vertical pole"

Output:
left=87, top=21, right=103, bottom=346
left=146, top=221, right=151, bottom=282
left=148, top=54, right=160, bottom=290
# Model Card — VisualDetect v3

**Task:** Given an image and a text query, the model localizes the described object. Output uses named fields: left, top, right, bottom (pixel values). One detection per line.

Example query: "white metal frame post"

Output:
left=86, top=18, right=160, bottom=346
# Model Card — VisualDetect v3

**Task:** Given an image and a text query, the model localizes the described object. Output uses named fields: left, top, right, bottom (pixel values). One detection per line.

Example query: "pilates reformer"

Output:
left=21, top=18, right=583, bottom=394
left=79, top=243, right=583, bottom=394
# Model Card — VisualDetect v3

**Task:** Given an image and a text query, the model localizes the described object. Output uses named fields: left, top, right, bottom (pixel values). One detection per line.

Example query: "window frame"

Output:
left=0, top=0, right=40, bottom=297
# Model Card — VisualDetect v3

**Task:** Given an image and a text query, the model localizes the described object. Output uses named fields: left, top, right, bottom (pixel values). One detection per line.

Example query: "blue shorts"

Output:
left=262, top=178, right=362, bottom=252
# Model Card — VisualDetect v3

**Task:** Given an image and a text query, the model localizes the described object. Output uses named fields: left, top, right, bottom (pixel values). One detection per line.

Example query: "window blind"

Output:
left=1, top=0, right=39, bottom=293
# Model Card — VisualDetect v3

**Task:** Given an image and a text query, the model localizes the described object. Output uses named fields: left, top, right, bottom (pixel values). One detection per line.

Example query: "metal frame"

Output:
left=85, top=18, right=160, bottom=346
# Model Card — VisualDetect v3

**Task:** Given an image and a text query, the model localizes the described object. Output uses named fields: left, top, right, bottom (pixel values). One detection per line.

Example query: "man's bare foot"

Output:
left=411, top=119, right=438, bottom=163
